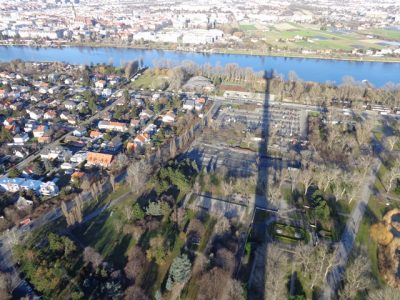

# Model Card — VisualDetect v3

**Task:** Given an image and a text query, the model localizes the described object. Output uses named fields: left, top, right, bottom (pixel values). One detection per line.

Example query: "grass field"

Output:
left=239, top=24, right=257, bottom=31
left=130, top=71, right=169, bottom=90
left=243, top=23, right=397, bottom=52
left=355, top=195, right=386, bottom=285
left=368, top=28, right=400, bottom=40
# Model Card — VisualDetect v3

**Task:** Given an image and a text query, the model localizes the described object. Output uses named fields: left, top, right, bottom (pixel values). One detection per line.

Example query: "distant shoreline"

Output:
left=1, top=41, right=400, bottom=64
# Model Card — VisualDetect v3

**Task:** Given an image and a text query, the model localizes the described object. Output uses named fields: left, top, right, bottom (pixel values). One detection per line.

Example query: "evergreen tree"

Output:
left=132, top=203, right=145, bottom=221
left=166, top=254, right=192, bottom=291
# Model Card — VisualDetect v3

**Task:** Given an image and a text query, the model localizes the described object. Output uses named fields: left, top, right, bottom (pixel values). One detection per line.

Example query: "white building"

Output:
left=13, top=133, right=29, bottom=145
left=0, top=178, right=59, bottom=197
left=70, top=151, right=88, bottom=164
left=98, top=121, right=128, bottom=132
left=182, top=29, right=224, bottom=44
left=183, top=99, right=195, bottom=110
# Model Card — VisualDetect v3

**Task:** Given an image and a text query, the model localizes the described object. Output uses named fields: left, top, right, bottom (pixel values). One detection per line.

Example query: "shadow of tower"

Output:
left=247, top=70, right=273, bottom=300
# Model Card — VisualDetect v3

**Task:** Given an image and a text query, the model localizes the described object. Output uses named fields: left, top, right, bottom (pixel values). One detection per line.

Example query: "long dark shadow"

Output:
left=247, top=70, right=272, bottom=299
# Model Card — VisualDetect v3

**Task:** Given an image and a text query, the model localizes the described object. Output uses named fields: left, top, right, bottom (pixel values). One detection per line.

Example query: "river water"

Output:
left=0, top=46, right=399, bottom=87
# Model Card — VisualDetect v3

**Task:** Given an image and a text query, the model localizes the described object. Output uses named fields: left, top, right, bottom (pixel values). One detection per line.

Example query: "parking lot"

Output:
left=216, top=103, right=309, bottom=140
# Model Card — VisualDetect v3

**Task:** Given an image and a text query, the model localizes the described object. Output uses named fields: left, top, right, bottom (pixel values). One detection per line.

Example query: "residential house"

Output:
left=27, top=109, right=43, bottom=120
left=195, top=97, right=206, bottom=111
left=13, top=147, right=29, bottom=158
left=44, top=110, right=57, bottom=120
left=0, top=177, right=59, bottom=197
left=24, top=120, right=37, bottom=133
left=126, top=141, right=137, bottom=152
left=143, top=124, right=158, bottom=135
left=134, top=132, right=150, bottom=146
left=102, top=88, right=112, bottom=98
left=95, top=80, right=107, bottom=89
left=67, top=115, right=77, bottom=125
left=162, top=111, right=176, bottom=123
left=183, top=99, right=195, bottom=110
left=86, top=152, right=113, bottom=168
left=40, top=146, right=72, bottom=161
left=38, top=136, right=51, bottom=144
left=71, top=171, right=85, bottom=182
left=90, top=130, right=103, bottom=140
left=0, top=89, right=7, bottom=99
left=61, top=162, right=76, bottom=171
left=70, top=150, right=88, bottom=164
left=102, top=136, right=122, bottom=153
left=10, top=102, right=23, bottom=111
left=60, top=111, right=70, bottom=120
left=73, top=127, right=87, bottom=137
left=64, top=100, right=77, bottom=110
left=100, top=111, right=113, bottom=121
left=16, top=196, right=34, bottom=210
left=64, top=78, right=74, bottom=85
left=98, top=121, right=128, bottom=132
left=3, top=117, right=16, bottom=127
left=33, top=125, right=49, bottom=138
left=139, top=110, right=154, bottom=121
left=130, top=119, right=140, bottom=128
left=13, top=133, right=29, bottom=145
left=40, top=181, right=59, bottom=197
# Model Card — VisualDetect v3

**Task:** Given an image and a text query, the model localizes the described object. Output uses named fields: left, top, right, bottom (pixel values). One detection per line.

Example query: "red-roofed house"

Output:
left=86, top=152, right=113, bottom=168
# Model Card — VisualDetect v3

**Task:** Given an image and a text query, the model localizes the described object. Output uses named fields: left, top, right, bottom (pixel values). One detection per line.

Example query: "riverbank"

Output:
left=1, top=43, right=399, bottom=86
left=2, top=41, right=400, bottom=64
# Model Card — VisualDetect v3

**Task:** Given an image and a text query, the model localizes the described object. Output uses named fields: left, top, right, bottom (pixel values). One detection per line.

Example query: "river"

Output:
left=0, top=46, right=399, bottom=87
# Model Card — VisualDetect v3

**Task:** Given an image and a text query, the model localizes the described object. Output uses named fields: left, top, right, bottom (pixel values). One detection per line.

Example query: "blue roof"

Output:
left=0, top=177, right=42, bottom=191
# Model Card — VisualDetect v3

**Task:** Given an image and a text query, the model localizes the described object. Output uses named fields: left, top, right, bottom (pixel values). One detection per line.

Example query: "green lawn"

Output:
left=239, top=24, right=257, bottom=31
left=130, top=71, right=169, bottom=90
left=356, top=195, right=385, bottom=285
left=261, top=23, right=386, bottom=52
left=73, top=208, right=135, bottom=269
left=368, top=29, right=400, bottom=40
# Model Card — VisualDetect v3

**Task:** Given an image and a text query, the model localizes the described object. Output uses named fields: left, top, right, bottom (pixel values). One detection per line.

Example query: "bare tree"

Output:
left=61, top=201, right=74, bottom=226
left=384, top=136, right=399, bottom=151
left=368, top=286, right=398, bottom=300
left=187, top=218, right=205, bottom=240
left=355, top=120, right=374, bottom=146
left=316, top=167, right=341, bottom=192
left=222, top=278, right=245, bottom=300
left=124, top=246, right=146, bottom=282
left=80, top=177, right=91, bottom=192
left=385, top=160, right=400, bottom=193
left=169, top=138, right=177, bottom=158
left=124, top=285, right=149, bottom=300
left=110, top=173, right=116, bottom=191
left=300, top=164, right=315, bottom=196
left=83, top=246, right=103, bottom=269
left=197, top=267, right=230, bottom=300
left=73, top=196, right=83, bottom=223
left=127, top=160, right=152, bottom=193
left=295, top=244, right=336, bottom=292
left=339, top=255, right=373, bottom=300
left=264, top=243, right=289, bottom=300
left=215, top=248, right=236, bottom=274
left=123, top=204, right=133, bottom=222
left=0, top=271, right=12, bottom=300
left=115, top=153, right=129, bottom=171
